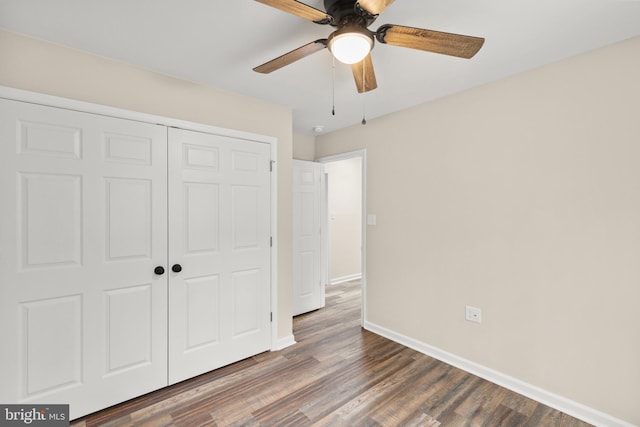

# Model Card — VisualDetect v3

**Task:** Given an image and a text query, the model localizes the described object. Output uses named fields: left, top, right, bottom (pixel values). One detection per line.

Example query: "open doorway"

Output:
left=317, top=150, right=366, bottom=324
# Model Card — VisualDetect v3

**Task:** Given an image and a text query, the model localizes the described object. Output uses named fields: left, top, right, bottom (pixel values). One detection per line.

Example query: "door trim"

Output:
left=0, top=86, right=281, bottom=351
left=316, top=149, right=367, bottom=326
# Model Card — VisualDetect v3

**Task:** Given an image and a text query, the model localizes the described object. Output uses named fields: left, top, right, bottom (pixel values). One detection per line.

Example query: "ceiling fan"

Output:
left=253, top=0, right=485, bottom=93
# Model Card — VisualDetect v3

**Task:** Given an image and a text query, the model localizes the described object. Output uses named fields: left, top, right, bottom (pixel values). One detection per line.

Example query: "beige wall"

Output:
left=316, top=36, right=640, bottom=425
left=0, top=29, right=294, bottom=341
left=324, top=157, right=362, bottom=282
left=292, top=132, right=315, bottom=160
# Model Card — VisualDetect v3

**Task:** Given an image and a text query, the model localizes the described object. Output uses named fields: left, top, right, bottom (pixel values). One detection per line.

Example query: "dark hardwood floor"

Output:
left=72, top=280, right=591, bottom=426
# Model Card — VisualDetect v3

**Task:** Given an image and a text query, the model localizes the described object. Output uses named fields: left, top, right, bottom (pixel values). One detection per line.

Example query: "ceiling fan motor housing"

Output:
left=324, top=0, right=378, bottom=27
left=325, top=0, right=376, bottom=63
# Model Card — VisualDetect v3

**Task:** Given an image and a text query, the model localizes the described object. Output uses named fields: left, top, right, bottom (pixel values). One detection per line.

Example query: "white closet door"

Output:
left=167, top=128, right=271, bottom=384
left=292, top=160, right=325, bottom=316
left=0, top=99, right=168, bottom=419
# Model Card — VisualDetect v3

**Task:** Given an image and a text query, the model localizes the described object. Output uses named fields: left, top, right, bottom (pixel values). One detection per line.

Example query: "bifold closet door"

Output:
left=0, top=98, right=169, bottom=419
left=167, top=128, right=271, bottom=384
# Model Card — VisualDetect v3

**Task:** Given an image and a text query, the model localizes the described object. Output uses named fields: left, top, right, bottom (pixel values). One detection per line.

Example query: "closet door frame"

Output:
left=0, top=86, right=280, bottom=352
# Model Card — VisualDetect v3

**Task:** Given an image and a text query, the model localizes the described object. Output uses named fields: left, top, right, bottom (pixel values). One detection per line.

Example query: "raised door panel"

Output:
left=0, top=98, right=168, bottom=419
left=20, top=296, right=83, bottom=398
left=184, top=182, right=220, bottom=254
left=104, top=284, right=153, bottom=374
left=19, top=172, right=83, bottom=269
left=232, top=269, right=262, bottom=337
left=184, top=275, right=221, bottom=350
left=103, top=132, right=152, bottom=165
left=18, top=120, right=82, bottom=159
left=231, top=185, right=260, bottom=251
left=105, top=178, right=153, bottom=260
left=167, top=128, right=271, bottom=384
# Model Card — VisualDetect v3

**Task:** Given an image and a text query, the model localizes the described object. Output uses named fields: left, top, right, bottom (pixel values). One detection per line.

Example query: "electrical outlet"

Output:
left=465, top=306, right=482, bottom=323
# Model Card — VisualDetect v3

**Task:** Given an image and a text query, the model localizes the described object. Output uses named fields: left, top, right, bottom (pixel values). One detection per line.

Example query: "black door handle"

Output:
left=172, top=264, right=182, bottom=273
left=154, top=266, right=165, bottom=275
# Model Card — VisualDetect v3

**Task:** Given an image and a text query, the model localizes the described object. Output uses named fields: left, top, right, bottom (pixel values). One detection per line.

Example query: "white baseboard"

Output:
left=329, top=273, right=362, bottom=285
left=363, top=321, right=635, bottom=427
left=272, top=334, right=296, bottom=351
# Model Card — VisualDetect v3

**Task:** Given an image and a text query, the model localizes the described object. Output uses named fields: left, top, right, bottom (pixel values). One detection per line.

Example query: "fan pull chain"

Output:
left=361, top=59, right=367, bottom=125
left=361, top=103, right=367, bottom=125
left=331, top=56, right=336, bottom=116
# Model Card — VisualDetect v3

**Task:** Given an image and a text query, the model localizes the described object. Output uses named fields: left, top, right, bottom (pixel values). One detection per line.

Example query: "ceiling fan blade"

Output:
left=255, top=0, right=332, bottom=24
left=351, top=54, right=377, bottom=93
left=377, top=24, right=484, bottom=59
left=253, top=39, right=328, bottom=74
left=357, top=0, right=395, bottom=16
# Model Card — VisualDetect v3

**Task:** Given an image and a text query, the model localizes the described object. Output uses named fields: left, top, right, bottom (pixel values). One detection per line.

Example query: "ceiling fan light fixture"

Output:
left=328, top=28, right=373, bottom=64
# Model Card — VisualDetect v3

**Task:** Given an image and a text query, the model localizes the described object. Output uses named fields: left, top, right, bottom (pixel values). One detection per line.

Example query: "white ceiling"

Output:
left=1, top=0, right=640, bottom=136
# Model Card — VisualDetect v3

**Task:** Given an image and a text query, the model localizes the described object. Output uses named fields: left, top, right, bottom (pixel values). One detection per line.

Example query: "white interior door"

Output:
left=292, top=160, right=325, bottom=316
left=167, top=128, right=272, bottom=384
left=0, top=98, right=168, bottom=419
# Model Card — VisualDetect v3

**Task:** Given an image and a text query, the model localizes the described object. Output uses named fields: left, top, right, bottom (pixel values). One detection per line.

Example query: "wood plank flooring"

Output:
left=72, top=280, right=592, bottom=426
